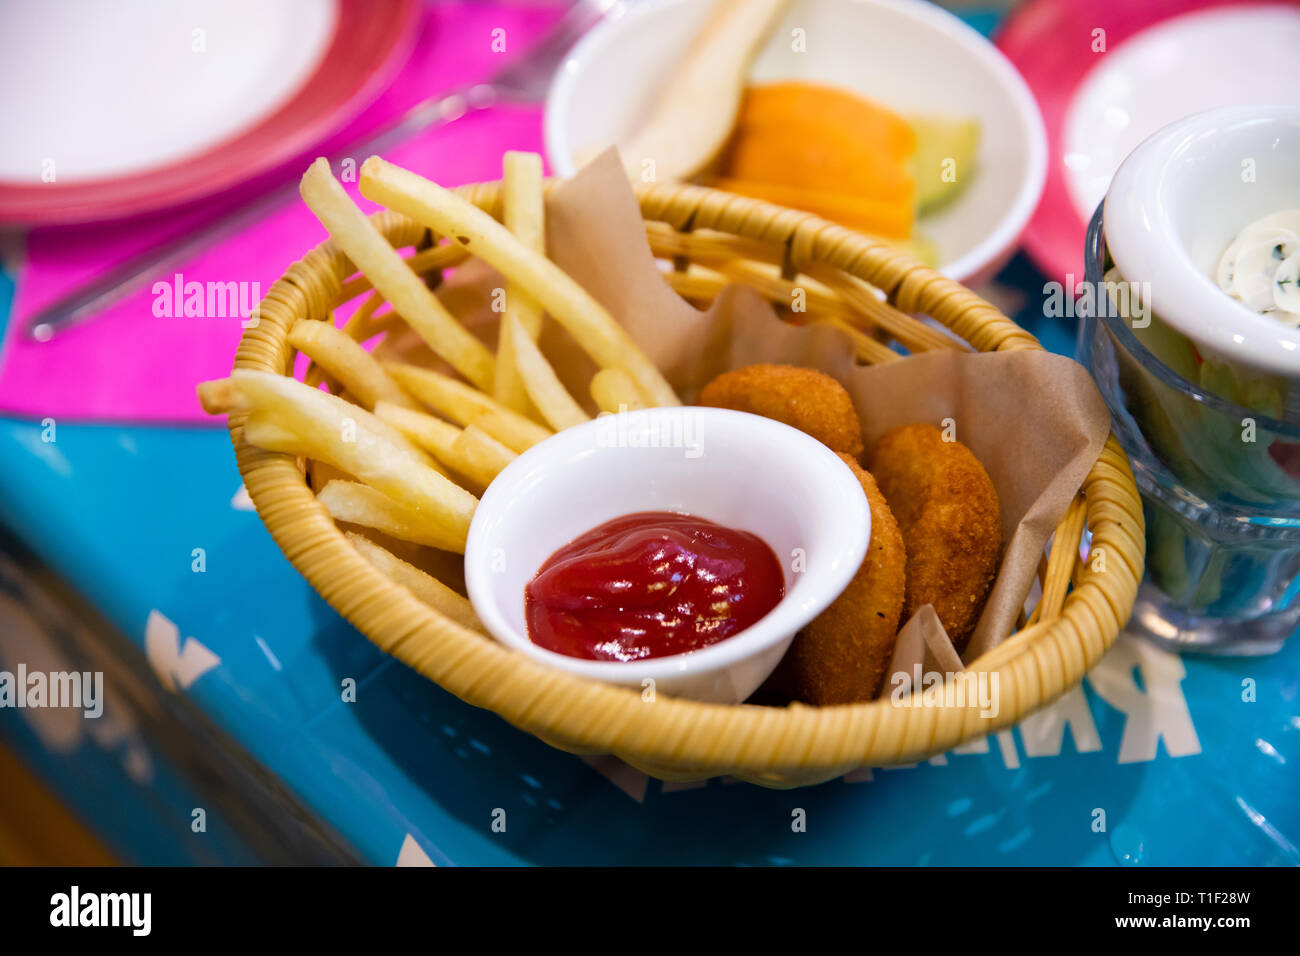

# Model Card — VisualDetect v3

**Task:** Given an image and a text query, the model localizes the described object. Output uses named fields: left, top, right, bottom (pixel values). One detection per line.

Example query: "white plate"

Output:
left=1063, top=4, right=1300, bottom=225
left=0, top=0, right=336, bottom=182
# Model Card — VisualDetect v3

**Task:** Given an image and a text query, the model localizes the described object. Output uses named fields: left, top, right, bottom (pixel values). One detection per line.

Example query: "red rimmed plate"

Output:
left=997, top=0, right=1300, bottom=284
left=0, top=0, right=419, bottom=225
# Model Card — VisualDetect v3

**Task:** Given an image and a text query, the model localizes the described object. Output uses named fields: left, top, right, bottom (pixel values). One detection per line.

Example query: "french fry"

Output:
left=306, top=298, right=383, bottom=388
left=448, top=425, right=517, bottom=489
left=503, top=313, right=590, bottom=430
left=374, top=401, right=461, bottom=463
left=501, top=152, right=546, bottom=275
left=196, top=378, right=236, bottom=415
left=214, top=370, right=475, bottom=546
left=346, top=532, right=485, bottom=633
left=589, top=367, right=649, bottom=414
left=375, top=404, right=516, bottom=492
left=384, top=361, right=552, bottom=453
left=494, top=151, right=547, bottom=415
left=336, top=290, right=386, bottom=346
left=288, top=319, right=418, bottom=411
left=299, top=158, right=495, bottom=390
left=241, top=412, right=301, bottom=451
left=222, top=369, right=447, bottom=476
left=239, top=407, right=445, bottom=484
left=358, top=156, right=681, bottom=407
left=318, top=480, right=466, bottom=553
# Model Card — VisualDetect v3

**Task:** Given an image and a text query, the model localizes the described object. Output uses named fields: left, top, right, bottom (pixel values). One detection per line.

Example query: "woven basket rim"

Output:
left=227, top=179, right=1145, bottom=785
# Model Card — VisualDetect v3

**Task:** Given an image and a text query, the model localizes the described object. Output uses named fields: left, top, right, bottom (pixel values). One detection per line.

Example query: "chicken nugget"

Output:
left=781, top=454, right=907, bottom=705
left=867, top=423, right=1001, bottom=653
left=697, top=363, right=864, bottom=457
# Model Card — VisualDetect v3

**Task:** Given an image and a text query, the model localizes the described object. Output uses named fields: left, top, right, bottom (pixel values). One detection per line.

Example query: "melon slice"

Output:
left=909, top=116, right=980, bottom=216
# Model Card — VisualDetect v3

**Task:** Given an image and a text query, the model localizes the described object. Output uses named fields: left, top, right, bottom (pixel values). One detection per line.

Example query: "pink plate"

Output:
left=0, top=0, right=419, bottom=225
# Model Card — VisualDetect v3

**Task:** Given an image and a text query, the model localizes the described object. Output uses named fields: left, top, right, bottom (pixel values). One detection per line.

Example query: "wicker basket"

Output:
left=229, top=180, right=1145, bottom=787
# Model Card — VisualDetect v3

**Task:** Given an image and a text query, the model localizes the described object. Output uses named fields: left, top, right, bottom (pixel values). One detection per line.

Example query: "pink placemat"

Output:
left=0, top=1, right=564, bottom=425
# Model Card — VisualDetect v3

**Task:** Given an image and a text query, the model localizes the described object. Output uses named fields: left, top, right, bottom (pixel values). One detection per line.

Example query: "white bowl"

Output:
left=463, top=407, right=870, bottom=703
left=1104, top=105, right=1300, bottom=381
left=544, top=0, right=1047, bottom=285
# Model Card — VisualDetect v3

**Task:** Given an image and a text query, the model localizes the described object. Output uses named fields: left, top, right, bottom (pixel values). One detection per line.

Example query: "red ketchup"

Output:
left=525, top=511, right=785, bottom=662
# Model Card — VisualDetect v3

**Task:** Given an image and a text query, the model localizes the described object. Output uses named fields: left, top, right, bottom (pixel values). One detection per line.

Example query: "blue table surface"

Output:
left=1, top=7, right=1297, bottom=864
left=2, top=246, right=1297, bottom=865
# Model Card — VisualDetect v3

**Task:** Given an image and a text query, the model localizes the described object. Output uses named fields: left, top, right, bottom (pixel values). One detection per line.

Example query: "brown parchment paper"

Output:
left=387, top=149, right=1111, bottom=688
left=886, top=606, right=965, bottom=693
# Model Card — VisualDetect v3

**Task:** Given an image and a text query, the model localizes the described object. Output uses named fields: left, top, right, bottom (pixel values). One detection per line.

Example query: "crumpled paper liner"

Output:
left=383, top=148, right=1111, bottom=696
left=885, top=605, right=965, bottom=692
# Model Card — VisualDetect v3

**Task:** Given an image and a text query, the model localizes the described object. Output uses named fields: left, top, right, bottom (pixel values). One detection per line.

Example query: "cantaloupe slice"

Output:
left=723, top=119, right=916, bottom=201
left=739, top=82, right=916, bottom=160
left=706, top=78, right=976, bottom=249
left=708, top=177, right=914, bottom=238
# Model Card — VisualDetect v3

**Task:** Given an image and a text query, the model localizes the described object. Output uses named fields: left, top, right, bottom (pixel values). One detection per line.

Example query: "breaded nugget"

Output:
left=782, top=454, right=907, bottom=705
left=867, top=423, right=1001, bottom=653
left=697, top=363, right=864, bottom=457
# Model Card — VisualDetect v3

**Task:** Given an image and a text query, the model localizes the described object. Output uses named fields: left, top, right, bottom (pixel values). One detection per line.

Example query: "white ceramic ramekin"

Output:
left=1103, top=105, right=1300, bottom=382
left=463, top=407, right=870, bottom=703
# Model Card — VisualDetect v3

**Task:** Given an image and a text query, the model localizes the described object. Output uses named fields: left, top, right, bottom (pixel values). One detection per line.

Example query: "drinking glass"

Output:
left=1079, top=205, right=1300, bottom=654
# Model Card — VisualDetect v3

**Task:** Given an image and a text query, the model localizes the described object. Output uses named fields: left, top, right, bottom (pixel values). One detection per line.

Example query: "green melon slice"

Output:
left=909, top=116, right=981, bottom=217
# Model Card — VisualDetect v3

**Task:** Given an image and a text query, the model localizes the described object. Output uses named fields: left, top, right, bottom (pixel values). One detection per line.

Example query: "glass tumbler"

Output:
left=1079, top=206, right=1300, bottom=655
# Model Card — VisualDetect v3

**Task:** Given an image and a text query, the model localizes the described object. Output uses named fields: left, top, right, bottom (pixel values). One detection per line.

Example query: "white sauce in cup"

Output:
left=1215, top=209, right=1300, bottom=326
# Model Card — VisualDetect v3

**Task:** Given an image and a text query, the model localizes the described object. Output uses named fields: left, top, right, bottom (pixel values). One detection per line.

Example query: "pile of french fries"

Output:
left=198, top=151, right=676, bottom=631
